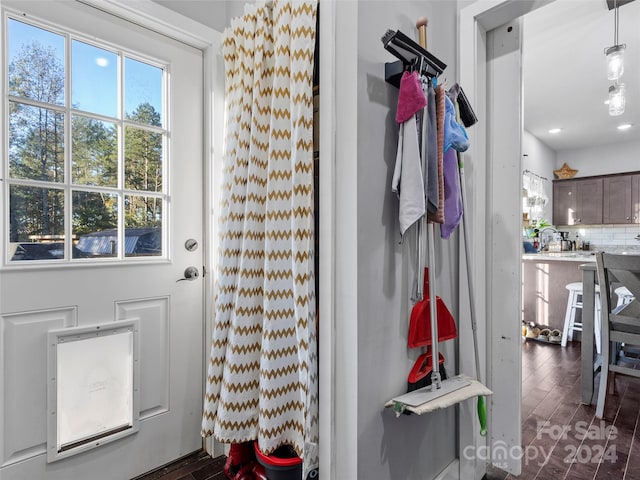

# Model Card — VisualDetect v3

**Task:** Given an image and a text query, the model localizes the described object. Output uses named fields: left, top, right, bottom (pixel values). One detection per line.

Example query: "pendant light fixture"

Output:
left=609, top=83, right=626, bottom=116
left=605, top=0, right=626, bottom=81
left=606, top=0, right=627, bottom=116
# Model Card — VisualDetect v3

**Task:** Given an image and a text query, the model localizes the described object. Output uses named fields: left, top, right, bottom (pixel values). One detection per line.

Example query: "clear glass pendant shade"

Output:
left=606, top=45, right=625, bottom=81
left=609, top=83, right=626, bottom=116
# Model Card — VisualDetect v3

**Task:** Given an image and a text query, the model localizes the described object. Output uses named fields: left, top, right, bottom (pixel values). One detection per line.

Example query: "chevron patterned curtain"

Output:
left=202, top=0, right=318, bottom=477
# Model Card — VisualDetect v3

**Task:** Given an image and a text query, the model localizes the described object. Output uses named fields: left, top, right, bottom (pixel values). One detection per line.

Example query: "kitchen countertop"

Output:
left=522, top=251, right=597, bottom=262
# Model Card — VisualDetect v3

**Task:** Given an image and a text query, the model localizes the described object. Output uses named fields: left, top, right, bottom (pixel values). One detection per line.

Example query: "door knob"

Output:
left=177, top=266, right=199, bottom=282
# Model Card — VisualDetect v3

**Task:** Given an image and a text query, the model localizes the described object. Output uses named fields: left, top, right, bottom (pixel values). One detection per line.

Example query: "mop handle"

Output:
left=415, top=17, right=441, bottom=391
left=416, top=17, right=428, bottom=50
left=459, top=158, right=487, bottom=436
left=459, top=163, right=481, bottom=383
left=415, top=16, right=429, bottom=304
left=427, top=222, right=441, bottom=391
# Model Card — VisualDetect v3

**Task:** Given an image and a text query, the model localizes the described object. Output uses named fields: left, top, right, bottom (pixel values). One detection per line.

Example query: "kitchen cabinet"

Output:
left=575, top=177, right=603, bottom=224
left=553, top=177, right=603, bottom=225
left=553, top=172, right=640, bottom=226
left=633, top=174, right=640, bottom=224
left=602, top=173, right=640, bottom=224
left=603, top=175, right=633, bottom=224
left=553, top=181, right=575, bottom=226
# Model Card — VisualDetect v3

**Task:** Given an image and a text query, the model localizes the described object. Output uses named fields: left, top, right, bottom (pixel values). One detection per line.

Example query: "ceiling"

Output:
left=523, top=0, right=640, bottom=151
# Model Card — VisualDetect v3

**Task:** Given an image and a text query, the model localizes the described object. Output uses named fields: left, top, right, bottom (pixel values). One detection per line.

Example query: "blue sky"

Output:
left=8, top=17, right=163, bottom=124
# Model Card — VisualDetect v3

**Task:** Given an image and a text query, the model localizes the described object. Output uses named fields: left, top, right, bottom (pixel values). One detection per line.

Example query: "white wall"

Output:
left=557, top=138, right=640, bottom=178
left=522, top=129, right=555, bottom=222
left=152, top=0, right=229, bottom=31
left=356, top=2, right=459, bottom=479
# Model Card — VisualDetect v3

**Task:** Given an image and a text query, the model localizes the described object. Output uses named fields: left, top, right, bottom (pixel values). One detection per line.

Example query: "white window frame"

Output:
left=2, top=8, right=171, bottom=266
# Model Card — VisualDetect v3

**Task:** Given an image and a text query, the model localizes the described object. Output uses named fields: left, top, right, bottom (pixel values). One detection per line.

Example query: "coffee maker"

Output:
left=559, top=231, right=573, bottom=251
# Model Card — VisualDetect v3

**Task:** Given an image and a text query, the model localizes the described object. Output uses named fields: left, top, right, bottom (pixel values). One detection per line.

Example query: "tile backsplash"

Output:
left=560, top=225, right=640, bottom=252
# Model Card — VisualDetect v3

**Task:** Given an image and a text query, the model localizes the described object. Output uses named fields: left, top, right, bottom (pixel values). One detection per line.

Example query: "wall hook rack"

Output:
left=381, top=28, right=446, bottom=87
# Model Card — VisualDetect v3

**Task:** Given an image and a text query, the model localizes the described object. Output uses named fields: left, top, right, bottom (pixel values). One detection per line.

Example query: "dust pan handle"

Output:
left=427, top=222, right=441, bottom=390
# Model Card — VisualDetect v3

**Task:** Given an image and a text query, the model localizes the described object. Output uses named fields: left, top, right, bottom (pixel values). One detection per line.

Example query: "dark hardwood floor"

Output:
left=138, top=340, right=640, bottom=480
left=486, top=340, right=640, bottom=480
left=134, top=450, right=226, bottom=480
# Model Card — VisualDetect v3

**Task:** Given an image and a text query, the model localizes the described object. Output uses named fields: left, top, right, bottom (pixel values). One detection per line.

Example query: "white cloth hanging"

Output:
left=392, top=71, right=428, bottom=239
left=392, top=115, right=425, bottom=237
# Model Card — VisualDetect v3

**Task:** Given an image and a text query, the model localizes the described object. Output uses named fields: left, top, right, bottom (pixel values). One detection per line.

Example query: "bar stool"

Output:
left=562, top=282, right=601, bottom=354
left=615, top=286, right=634, bottom=307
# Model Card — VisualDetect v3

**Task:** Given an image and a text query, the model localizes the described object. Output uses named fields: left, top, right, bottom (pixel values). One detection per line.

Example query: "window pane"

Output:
left=72, top=40, right=118, bottom=117
left=73, top=191, right=118, bottom=258
left=124, top=126, right=162, bottom=191
left=72, top=116, right=117, bottom=186
left=125, top=58, right=163, bottom=126
left=9, top=185, right=65, bottom=261
left=8, top=19, right=65, bottom=106
left=125, top=195, right=162, bottom=257
left=9, top=101, right=64, bottom=182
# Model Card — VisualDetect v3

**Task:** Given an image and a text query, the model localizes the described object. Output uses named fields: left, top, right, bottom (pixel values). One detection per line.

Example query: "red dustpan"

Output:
left=408, top=267, right=457, bottom=348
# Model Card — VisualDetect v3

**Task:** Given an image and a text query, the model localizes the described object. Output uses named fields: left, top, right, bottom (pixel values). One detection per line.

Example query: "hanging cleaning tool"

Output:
left=458, top=153, right=487, bottom=436
left=407, top=351, right=447, bottom=392
left=382, top=16, right=492, bottom=416
left=408, top=267, right=457, bottom=348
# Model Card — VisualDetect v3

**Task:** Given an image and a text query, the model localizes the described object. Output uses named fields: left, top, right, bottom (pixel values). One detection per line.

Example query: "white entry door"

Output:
left=0, top=1, right=205, bottom=478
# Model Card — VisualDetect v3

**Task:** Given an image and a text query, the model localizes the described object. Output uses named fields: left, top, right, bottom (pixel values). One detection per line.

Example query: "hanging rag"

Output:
left=427, top=84, right=446, bottom=224
left=441, top=93, right=469, bottom=239
left=392, top=71, right=427, bottom=238
left=441, top=148, right=463, bottom=239
left=443, top=95, right=469, bottom=153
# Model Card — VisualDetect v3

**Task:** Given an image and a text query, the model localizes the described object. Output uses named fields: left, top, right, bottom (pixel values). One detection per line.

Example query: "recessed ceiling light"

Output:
left=548, top=128, right=562, bottom=134
left=617, top=123, right=632, bottom=130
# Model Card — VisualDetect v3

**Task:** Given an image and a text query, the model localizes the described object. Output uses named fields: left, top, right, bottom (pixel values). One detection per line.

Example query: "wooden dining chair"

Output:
left=595, top=252, right=640, bottom=419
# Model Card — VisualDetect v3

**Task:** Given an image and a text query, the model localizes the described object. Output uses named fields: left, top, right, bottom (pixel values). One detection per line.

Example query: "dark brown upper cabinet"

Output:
left=553, top=177, right=603, bottom=225
left=553, top=180, right=576, bottom=226
left=553, top=172, right=640, bottom=226
left=633, top=174, right=640, bottom=224
left=603, top=175, right=633, bottom=224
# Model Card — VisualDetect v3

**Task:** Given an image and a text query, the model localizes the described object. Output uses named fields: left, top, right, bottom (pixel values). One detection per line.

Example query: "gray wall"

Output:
left=357, top=2, right=460, bottom=479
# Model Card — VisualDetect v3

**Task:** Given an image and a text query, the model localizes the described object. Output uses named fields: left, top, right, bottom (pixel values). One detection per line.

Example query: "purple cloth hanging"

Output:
left=440, top=147, right=463, bottom=239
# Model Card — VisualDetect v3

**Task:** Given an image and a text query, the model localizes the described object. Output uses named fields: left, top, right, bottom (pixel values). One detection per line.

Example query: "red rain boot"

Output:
left=252, top=463, right=267, bottom=480
left=233, top=462, right=257, bottom=480
left=224, top=442, right=255, bottom=480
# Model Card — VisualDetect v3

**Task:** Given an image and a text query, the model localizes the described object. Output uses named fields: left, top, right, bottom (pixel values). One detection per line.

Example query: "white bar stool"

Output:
left=562, top=282, right=601, bottom=354
left=615, top=286, right=634, bottom=307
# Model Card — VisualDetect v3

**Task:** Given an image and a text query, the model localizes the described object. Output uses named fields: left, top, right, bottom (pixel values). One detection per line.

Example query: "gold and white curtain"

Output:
left=202, top=0, right=318, bottom=475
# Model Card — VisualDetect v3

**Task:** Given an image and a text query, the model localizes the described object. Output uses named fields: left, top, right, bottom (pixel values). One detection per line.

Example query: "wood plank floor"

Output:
left=486, top=340, right=640, bottom=480
left=138, top=340, right=640, bottom=480
left=133, top=450, right=225, bottom=480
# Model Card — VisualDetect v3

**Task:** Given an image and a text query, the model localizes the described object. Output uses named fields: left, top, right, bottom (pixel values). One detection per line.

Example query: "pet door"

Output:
left=47, top=320, right=140, bottom=462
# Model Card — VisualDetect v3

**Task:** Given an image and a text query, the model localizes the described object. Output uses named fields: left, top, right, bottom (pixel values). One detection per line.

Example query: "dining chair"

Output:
left=595, top=252, right=640, bottom=419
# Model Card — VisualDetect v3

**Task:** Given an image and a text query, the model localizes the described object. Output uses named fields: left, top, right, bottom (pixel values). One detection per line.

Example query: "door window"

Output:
left=4, top=16, right=167, bottom=263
